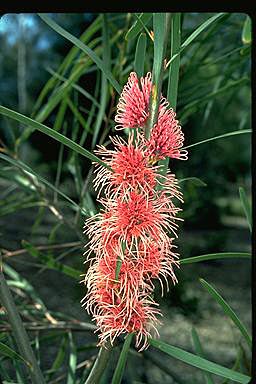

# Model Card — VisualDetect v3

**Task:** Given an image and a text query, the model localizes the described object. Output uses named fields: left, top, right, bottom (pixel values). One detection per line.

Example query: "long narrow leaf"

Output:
left=0, top=341, right=29, bottom=365
left=239, top=187, right=252, bottom=233
left=191, top=328, right=214, bottom=384
left=183, top=129, right=251, bottom=150
left=158, top=13, right=181, bottom=177
left=242, top=16, right=251, bottom=44
left=149, top=338, right=251, bottom=383
left=92, top=14, right=110, bottom=148
left=0, top=106, right=110, bottom=169
left=180, top=252, right=251, bottom=265
left=33, top=15, right=102, bottom=114
left=166, top=13, right=226, bottom=67
left=0, top=153, right=86, bottom=215
left=167, top=13, right=181, bottom=109
left=0, top=269, right=45, bottom=383
left=134, top=33, right=147, bottom=78
left=22, top=240, right=82, bottom=280
left=179, top=177, right=207, bottom=187
left=67, top=332, right=77, bottom=384
left=199, top=279, right=252, bottom=348
left=111, top=333, right=133, bottom=384
left=38, top=14, right=121, bottom=94
left=125, top=13, right=152, bottom=40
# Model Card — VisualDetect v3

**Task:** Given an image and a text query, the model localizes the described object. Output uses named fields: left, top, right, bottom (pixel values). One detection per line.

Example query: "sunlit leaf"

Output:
left=242, top=16, right=251, bottom=44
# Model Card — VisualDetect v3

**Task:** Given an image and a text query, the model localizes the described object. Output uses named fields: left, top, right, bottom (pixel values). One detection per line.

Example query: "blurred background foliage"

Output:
left=0, top=12, right=251, bottom=383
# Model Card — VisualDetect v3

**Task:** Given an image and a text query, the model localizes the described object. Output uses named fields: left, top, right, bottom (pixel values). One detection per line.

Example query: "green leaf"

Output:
left=92, top=14, right=110, bottom=148
left=0, top=106, right=110, bottom=170
left=239, top=187, right=252, bottom=233
left=0, top=341, right=29, bottom=365
left=179, top=177, right=207, bottom=187
left=167, top=13, right=226, bottom=67
left=242, top=16, right=251, bottom=44
left=125, top=13, right=152, bottom=40
left=167, top=13, right=181, bottom=109
left=67, top=332, right=77, bottom=384
left=0, top=153, right=86, bottom=215
left=180, top=77, right=249, bottom=122
left=134, top=33, right=147, bottom=78
left=32, top=15, right=102, bottom=115
left=158, top=13, right=181, bottom=181
left=145, top=13, right=170, bottom=141
left=149, top=338, right=251, bottom=383
left=199, top=279, right=252, bottom=348
left=46, top=67, right=101, bottom=110
left=22, top=240, right=82, bottom=280
left=48, top=334, right=68, bottom=379
left=152, top=13, right=168, bottom=88
left=3, top=263, right=48, bottom=314
left=0, top=270, right=45, bottom=384
left=111, top=333, right=133, bottom=384
left=183, top=129, right=251, bottom=150
left=191, top=328, right=214, bottom=384
left=38, top=14, right=121, bottom=94
left=180, top=252, right=251, bottom=265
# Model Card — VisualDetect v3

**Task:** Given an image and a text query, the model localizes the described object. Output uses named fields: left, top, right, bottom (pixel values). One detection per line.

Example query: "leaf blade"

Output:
left=111, top=333, right=133, bottom=384
left=0, top=106, right=110, bottom=169
left=239, top=187, right=252, bottom=232
left=180, top=252, right=251, bottom=265
left=38, top=14, right=121, bottom=94
left=183, top=129, right=251, bottom=150
left=199, top=279, right=252, bottom=348
left=149, top=338, right=251, bottom=383
left=191, top=328, right=214, bottom=384
left=0, top=341, right=29, bottom=365
left=125, top=13, right=152, bottom=40
left=134, top=33, right=147, bottom=78
left=242, top=15, right=251, bottom=44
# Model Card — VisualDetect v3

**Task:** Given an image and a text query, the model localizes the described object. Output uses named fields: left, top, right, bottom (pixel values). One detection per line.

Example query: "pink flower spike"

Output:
left=115, top=72, right=152, bottom=130
left=146, top=107, right=188, bottom=161
left=93, top=134, right=157, bottom=199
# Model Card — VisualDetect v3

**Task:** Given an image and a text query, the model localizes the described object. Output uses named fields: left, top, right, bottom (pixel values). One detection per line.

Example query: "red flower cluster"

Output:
left=115, top=72, right=188, bottom=162
left=82, top=72, right=187, bottom=350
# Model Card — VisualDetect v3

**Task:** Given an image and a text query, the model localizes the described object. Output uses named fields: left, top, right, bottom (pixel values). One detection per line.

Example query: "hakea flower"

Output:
left=146, top=107, right=188, bottom=161
left=82, top=71, right=188, bottom=351
left=115, top=71, right=187, bottom=162
left=82, top=251, right=162, bottom=350
left=84, top=190, right=181, bottom=260
left=93, top=133, right=184, bottom=203
left=96, top=294, right=162, bottom=351
left=115, top=72, right=153, bottom=130
left=93, top=134, right=157, bottom=199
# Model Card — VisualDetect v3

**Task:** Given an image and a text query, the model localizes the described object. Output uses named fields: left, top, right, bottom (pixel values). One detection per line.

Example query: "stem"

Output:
left=159, top=13, right=181, bottom=176
left=145, top=13, right=171, bottom=139
left=0, top=260, right=45, bottom=384
left=85, top=342, right=112, bottom=384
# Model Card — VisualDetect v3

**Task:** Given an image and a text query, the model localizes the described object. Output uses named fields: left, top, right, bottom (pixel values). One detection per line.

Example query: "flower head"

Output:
left=93, top=135, right=157, bottom=199
left=115, top=72, right=152, bottom=130
left=82, top=250, right=161, bottom=350
left=146, top=107, right=188, bottom=161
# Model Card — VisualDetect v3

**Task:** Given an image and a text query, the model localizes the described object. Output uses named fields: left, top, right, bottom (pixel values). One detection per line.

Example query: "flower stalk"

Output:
left=159, top=13, right=181, bottom=177
left=145, top=13, right=171, bottom=139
